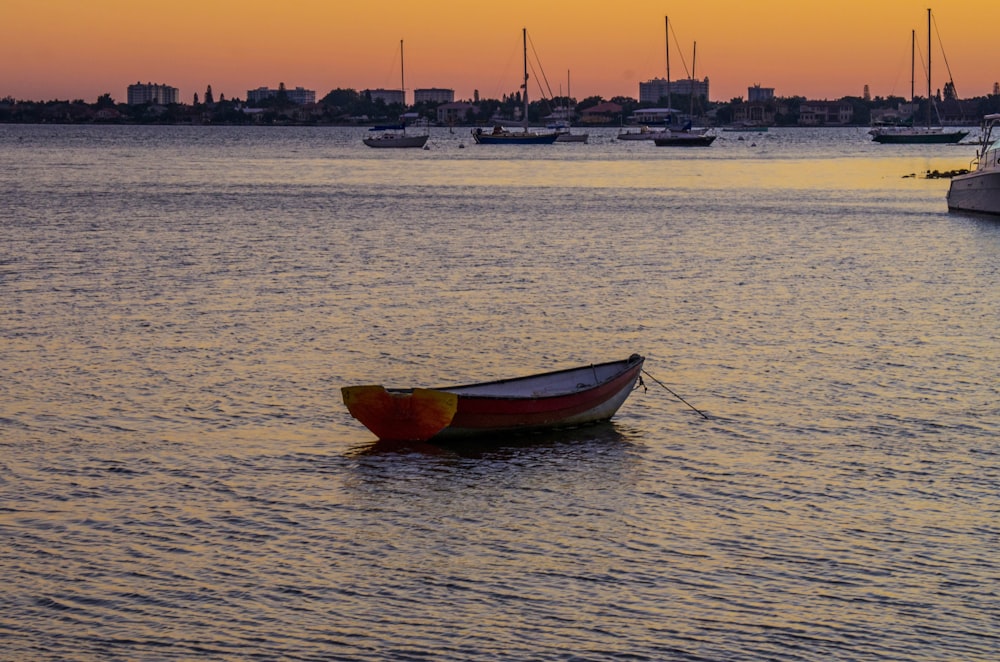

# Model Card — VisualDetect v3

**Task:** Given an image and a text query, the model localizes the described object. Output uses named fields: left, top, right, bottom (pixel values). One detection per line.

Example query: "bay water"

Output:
left=1, top=124, right=997, bottom=660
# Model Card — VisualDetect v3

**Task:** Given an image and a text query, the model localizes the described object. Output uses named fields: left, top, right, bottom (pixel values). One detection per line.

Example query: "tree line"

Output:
left=2, top=87, right=999, bottom=126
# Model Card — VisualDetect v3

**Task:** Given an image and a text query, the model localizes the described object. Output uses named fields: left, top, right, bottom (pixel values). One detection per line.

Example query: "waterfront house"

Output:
left=579, top=101, right=622, bottom=124
left=436, top=102, right=476, bottom=125
left=798, top=100, right=853, bottom=126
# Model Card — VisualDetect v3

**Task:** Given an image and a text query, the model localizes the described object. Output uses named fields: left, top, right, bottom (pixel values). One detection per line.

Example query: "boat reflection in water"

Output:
left=352, top=419, right=636, bottom=458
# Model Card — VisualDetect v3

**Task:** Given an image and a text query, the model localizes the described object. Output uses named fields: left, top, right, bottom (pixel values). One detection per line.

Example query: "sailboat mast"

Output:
left=665, top=16, right=672, bottom=115
left=691, top=41, right=697, bottom=118
left=910, top=30, right=915, bottom=103
left=926, top=8, right=932, bottom=128
left=522, top=27, right=529, bottom=131
left=567, top=69, right=572, bottom=123
left=400, top=39, right=405, bottom=107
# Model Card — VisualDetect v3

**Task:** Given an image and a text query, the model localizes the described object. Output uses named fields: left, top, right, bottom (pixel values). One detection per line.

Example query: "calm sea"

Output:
left=1, top=124, right=997, bottom=661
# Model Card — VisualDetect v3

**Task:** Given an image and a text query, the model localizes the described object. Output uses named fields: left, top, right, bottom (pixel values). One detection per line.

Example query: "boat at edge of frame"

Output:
left=947, top=113, right=1000, bottom=215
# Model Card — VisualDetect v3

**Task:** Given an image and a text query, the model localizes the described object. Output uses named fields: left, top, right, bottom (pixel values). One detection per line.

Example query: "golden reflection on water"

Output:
left=300, top=153, right=962, bottom=194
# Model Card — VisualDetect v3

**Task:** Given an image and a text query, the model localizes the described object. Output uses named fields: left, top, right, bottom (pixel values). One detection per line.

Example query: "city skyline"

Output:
left=3, top=1, right=999, bottom=105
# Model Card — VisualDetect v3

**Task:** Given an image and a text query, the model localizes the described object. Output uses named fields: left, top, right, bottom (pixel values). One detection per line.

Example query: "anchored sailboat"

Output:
left=553, top=70, right=588, bottom=143
left=363, top=40, right=429, bottom=149
left=870, top=9, right=967, bottom=144
left=619, top=16, right=711, bottom=143
left=472, top=29, right=559, bottom=145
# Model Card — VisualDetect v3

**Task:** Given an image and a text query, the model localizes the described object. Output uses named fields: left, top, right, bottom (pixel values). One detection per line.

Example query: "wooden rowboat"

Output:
left=342, top=354, right=645, bottom=442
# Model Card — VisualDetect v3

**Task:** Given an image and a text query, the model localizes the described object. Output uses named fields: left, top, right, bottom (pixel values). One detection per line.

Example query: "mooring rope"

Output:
left=640, top=368, right=710, bottom=419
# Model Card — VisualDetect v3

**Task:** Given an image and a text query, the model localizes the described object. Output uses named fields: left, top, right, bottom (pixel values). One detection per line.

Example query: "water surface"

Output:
left=1, top=125, right=997, bottom=660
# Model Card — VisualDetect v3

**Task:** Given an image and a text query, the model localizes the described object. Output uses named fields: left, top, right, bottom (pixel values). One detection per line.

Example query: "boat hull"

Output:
left=342, top=354, right=645, bottom=442
left=363, top=134, right=429, bottom=148
left=947, top=170, right=1000, bottom=215
left=946, top=114, right=1000, bottom=215
left=342, top=386, right=458, bottom=441
left=617, top=130, right=663, bottom=141
left=555, top=132, right=588, bottom=143
left=471, top=130, right=559, bottom=145
left=653, top=135, right=716, bottom=147
left=870, top=129, right=968, bottom=144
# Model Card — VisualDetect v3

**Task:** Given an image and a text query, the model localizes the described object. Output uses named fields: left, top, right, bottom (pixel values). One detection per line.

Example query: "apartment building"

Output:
left=639, top=77, right=710, bottom=104
left=127, top=82, right=179, bottom=105
left=414, top=88, right=454, bottom=104
left=247, top=86, right=316, bottom=105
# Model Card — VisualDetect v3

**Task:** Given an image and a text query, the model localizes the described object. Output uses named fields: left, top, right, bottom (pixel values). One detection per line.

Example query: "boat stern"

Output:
left=342, top=385, right=458, bottom=442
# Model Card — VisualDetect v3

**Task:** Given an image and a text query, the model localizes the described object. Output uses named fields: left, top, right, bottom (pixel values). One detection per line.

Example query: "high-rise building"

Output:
left=127, top=82, right=179, bottom=105
left=748, top=85, right=775, bottom=102
left=414, top=88, right=454, bottom=104
left=639, top=77, right=710, bottom=104
left=246, top=86, right=316, bottom=105
left=365, top=89, right=405, bottom=106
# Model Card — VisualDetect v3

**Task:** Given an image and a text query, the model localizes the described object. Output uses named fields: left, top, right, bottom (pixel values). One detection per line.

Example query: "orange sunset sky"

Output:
left=3, top=1, right=998, bottom=105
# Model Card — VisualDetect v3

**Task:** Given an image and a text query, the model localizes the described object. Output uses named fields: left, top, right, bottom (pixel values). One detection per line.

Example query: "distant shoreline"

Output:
left=4, top=93, right=993, bottom=129
left=0, top=120, right=982, bottom=128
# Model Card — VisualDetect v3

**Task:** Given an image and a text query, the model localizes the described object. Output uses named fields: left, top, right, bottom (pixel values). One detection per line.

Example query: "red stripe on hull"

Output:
left=342, top=355, right=645, bottom=442
left=438, top=362, right=642, bottom=438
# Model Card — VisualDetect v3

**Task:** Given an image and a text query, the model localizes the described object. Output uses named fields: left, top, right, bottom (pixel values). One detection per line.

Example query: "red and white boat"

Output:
left=342, top=354, right=645, bottom=442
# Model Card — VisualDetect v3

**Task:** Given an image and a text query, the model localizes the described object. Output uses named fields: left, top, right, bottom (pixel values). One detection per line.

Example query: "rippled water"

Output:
left=2, top=124, right=998, bottom=660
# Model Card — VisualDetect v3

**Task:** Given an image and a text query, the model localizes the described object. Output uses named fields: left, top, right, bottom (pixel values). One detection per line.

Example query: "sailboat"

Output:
left=363, top=40, right=429, bottom=149
left=870, top=9, right=967, bottom=144
left=619, top=17, right=674, bottom=141
left=471, top=29, right=559, bottom=145
left=553, top=70, right=589, bottom=143
left=618, top=16, right=710, bottom=142
left=655, top=35, right=714, bottom=146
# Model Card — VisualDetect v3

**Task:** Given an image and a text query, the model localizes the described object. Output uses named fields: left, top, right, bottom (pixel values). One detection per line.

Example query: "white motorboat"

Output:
left=947, top=114, right=1000, bottom=216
